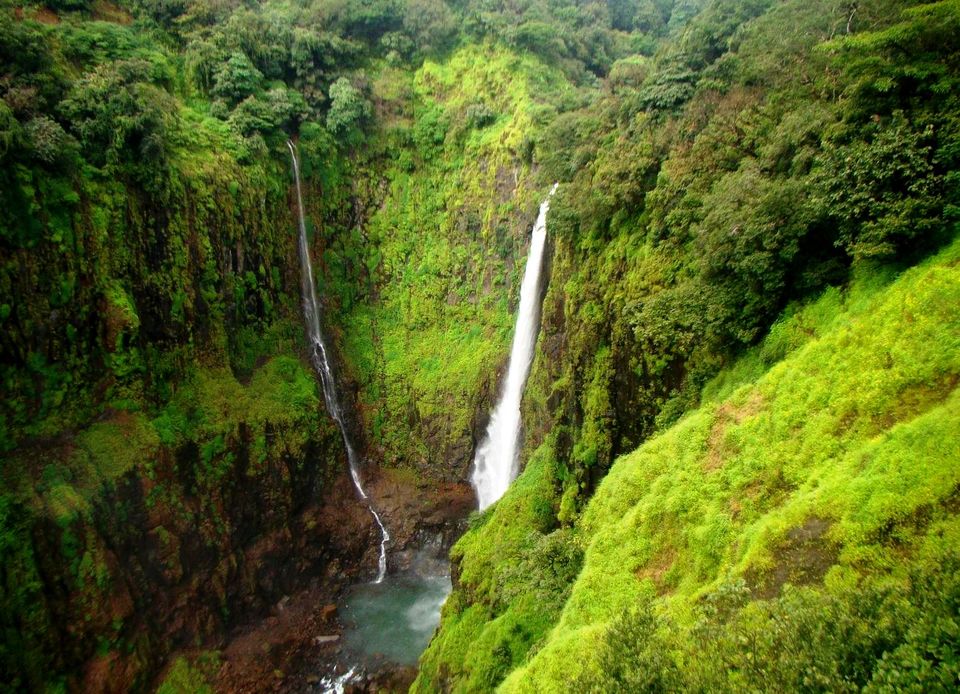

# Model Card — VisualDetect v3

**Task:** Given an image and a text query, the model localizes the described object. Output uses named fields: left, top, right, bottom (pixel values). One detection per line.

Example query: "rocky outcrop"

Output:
left=207, top=473, right=474, bottom=693
left=1, top=369, right=381, bottom=692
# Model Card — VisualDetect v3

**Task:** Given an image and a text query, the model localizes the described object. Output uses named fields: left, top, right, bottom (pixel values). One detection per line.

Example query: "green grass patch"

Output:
left=426, top=237, right=960, bottom=691
left=414, top=438, right=580, bottom=693
left=155, top=652, right=220, bottom=694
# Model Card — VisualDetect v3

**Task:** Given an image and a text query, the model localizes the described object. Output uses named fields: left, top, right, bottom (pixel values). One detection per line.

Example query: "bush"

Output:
left=24, top=116, right=75, bottom=165
left=212, top=51, right=263, bottom=105
left=816, top=115, right=949, bottom=260
left=464, top=101, right=496, bottom=129
left=326, top=77, right=370, bottom=142
left=402, top=0, right=457, bottom=57
left=576, top=561, right=960, bottom=694
left=58, top=58, right=177, bottom=189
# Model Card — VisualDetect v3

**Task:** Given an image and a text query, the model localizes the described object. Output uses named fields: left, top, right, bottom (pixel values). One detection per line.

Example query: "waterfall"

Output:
left=471, top=184, right=558, bottom=511
left=287, top=140, right=390, bottom=583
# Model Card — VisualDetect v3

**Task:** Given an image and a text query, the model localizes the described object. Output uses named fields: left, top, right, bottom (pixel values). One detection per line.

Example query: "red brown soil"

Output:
left=215, top=584, right=343, bottom=693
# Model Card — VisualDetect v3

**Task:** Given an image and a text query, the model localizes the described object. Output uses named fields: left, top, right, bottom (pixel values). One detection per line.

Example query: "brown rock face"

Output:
left=213, top=583, right=346, bottom=694
left=4, top=410, right=383, bottom=693
left=208, top=471, right=476, bottom=693
left=368, top=470, right=475, bottom=572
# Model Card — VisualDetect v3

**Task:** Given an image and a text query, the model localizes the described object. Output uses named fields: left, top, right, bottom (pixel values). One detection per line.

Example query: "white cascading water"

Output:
left=471, top=184, right=558, bottom=510
left=287, top=140, right=389, bottom=583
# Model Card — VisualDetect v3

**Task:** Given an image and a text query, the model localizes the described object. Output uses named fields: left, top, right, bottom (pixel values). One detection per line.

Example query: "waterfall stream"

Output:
left=287, top=140, right=389, bottom=583
left=471, top=184, right=558, bottom=511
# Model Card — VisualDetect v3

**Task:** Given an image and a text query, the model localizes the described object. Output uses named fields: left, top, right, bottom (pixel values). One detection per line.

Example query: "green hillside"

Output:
left=1, top=0, right=959, bottom=690
left=416, top=239, right=960, bottom=691
left=521, top=239, right=959, bottom=690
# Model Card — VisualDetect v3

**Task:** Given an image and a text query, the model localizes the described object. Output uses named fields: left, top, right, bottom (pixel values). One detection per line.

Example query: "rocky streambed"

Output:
left=207, top=471, right=474, bottom=693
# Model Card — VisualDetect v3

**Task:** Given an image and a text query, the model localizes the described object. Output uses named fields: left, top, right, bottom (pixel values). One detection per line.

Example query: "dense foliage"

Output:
left=420, top=235, right=960, bottom=692
left=524, top=0, right=960, bottom=522
left=416, top=0, right=960, bottom=690
left=1, top=0, right=958, bottom=690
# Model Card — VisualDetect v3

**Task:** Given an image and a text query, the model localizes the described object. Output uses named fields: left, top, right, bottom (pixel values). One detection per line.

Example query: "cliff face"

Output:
left=329, top=44, right=567, bottom=484
left=0, top=37, right=547, bottom=688
left=3, top=384, right=376, bottom=691
left=0, top=120, right=381, bottom=689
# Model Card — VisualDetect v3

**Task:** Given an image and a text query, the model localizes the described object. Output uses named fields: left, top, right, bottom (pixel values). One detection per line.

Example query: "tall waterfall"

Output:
left=287, top=140, right=389, bottom=583
left=471, top=184, right=558, bottom=511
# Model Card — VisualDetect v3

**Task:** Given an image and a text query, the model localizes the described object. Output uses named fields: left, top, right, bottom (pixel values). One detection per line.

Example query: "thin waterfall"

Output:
left=287, top=140, right=390, bottom=583
left=471, top=184, right=558, bottom=511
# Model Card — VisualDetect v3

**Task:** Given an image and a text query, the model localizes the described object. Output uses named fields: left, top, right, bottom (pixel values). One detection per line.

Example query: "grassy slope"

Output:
left=422, top=235, right=960, bottom=691
left=413, top=440, right=570, bottom=692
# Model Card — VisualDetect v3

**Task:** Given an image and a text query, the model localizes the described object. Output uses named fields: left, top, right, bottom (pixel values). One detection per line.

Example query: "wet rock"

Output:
left=211, top=469, right=475, bottom=692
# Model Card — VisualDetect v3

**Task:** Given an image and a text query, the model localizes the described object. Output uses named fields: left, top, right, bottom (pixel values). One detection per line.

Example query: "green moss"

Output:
left=496, top=237, right=960, bottom=690
left=338, top=44, right=571, bottom=472
left=44, top=484, right=90, bottom=528
left=155, top=653, right=219, bottom=694
left=414, top=439, right=578, bottom=692
left=75, top=415, right=160, bottom=483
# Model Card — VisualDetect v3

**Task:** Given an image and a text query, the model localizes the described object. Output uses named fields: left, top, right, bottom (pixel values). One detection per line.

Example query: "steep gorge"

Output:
left=0, top=11, right=553, bottom=689
left=2, top=0, right=960, bottom=691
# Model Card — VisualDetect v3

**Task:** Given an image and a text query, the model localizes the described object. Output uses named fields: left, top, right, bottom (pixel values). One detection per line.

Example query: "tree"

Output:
left=0, top=101, right=21, bottom=160
left=325, top=77, right=370, bottom=143
left=402, top=0, right=457, bottom=57
left=212, top=51, right=263, bottom=105
left=25, top=116, right=75, bottom=165
left=695, top=165, right=811, bottom=344
left=58, top=59, right=177, bottom=190
left=815, top=115, right=946, bottom=260
left=185, top=38, right=224, bottom=95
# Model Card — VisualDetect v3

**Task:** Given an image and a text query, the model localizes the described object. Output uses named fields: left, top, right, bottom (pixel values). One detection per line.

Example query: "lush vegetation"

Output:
left=420, top=236, right=960, bottom=692
left=1, top=0, right=959, bottom=690
left=506, top=239, right=960, bottom=690
left=524, top=0, right=960, bottom=522
left=339, top=43, right=574, bottom=473
left=0, top=351, right=341, bottom=690
left=415, top=0, right=960, bottom=691
left=0, top=0, right=633, bottom=685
